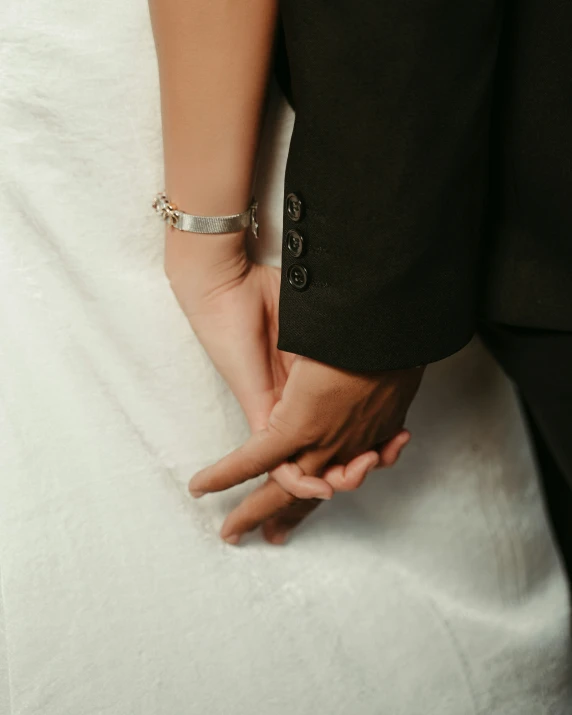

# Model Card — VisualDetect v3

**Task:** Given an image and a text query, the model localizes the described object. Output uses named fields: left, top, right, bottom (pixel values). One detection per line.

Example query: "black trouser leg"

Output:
left=479, top=322, right=572, bottom=592
left=519, top=397, right=572, bottom=584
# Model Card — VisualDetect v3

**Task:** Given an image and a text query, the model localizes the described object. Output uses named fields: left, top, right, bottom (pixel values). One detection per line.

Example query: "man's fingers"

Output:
left=322, top=430, right=411, bottom=493
left=264, top=435, right=413, bottom=544
left=322, top=451, right=380, bottom=492
left=262, top=499, right=322, bottom=545
left=220, top=431, right=414, bottom=546
left=259, top=434, right=414, bottom=545
left=189, top=426, right=299, bottom=496
left=263, top=451, right=383, bottom=546
left=379, top=430, right=411, bottom=466
left=220, top=477, right=296, bottom=543
left=221, top=450, right=379, bottom=545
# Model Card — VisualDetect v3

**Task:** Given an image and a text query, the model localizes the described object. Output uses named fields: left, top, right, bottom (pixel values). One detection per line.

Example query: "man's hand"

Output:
left=189, top=355, right=425, bottom=541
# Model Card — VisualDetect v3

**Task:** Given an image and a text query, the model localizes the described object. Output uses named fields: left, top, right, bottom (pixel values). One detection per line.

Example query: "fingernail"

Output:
left=270, top=531, right=289, bottom=545
left=366, top=457, right=380, bottom=473
left=189, top=488, right=205, bottom=498
left=300, top=479, right=332, bottom=500
left=223, top=534, right=240, bottom=545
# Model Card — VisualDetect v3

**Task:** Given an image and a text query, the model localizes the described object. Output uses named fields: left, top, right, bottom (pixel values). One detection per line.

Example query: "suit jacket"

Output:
left=272, top=0, right=572, bottom=372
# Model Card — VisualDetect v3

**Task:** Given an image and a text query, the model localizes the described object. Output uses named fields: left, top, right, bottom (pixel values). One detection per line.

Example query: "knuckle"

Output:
left=268, top=406, right=319, bottom=449
left=267, top=410, right=296, bottom=440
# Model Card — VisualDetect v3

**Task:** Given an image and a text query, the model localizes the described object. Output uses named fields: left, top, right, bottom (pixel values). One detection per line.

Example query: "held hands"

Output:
left=165, top=228, right=424, bottom=544
left=191, top=356, right=422, bottom=545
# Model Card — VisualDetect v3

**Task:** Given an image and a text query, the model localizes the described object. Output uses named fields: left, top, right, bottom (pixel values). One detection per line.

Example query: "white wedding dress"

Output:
left=0, top=3, right=570, bottom=714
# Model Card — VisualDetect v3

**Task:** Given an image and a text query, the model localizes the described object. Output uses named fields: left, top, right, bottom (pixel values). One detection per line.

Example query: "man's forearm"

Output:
left=276, top=0, right=504, bottom=372
left=148, top=0, right=278, bottom=216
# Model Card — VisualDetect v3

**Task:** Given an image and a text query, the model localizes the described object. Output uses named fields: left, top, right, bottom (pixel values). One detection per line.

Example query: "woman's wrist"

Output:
left=163, top=223, right=249, bottom=301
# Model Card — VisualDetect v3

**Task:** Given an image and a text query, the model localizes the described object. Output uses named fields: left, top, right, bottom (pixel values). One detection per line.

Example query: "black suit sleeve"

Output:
left=276, top=0, right=504, bottom=371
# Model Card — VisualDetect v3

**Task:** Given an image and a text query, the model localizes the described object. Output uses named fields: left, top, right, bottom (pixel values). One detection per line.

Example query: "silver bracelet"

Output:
left=152, top=192, right=259, bottom=239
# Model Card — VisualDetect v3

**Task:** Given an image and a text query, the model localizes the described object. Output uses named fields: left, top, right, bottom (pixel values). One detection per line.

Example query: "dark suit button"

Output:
left=286, top=192, right=303, bottom=221
left=286, top=229, right=304, bottom=257
left=287, top=263, right=309, bottom=290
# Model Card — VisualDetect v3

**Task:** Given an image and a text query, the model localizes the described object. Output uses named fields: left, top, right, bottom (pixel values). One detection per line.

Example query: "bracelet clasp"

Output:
left=250, top=200, right=259, bottom=239
left=152, top=192, right=180, bottom=227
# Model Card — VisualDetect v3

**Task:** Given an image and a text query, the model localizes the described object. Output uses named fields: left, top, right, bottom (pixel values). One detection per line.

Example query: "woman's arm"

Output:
left=148, top=0, right=277, bottom=253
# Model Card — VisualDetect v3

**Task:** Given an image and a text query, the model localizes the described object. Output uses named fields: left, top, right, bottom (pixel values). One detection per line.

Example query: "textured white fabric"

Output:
left=0, top=2, right=570, bottom=714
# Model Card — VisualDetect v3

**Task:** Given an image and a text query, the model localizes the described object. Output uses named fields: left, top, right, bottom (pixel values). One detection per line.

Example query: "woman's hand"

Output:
left=166, top=227, right=289, bottom=446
